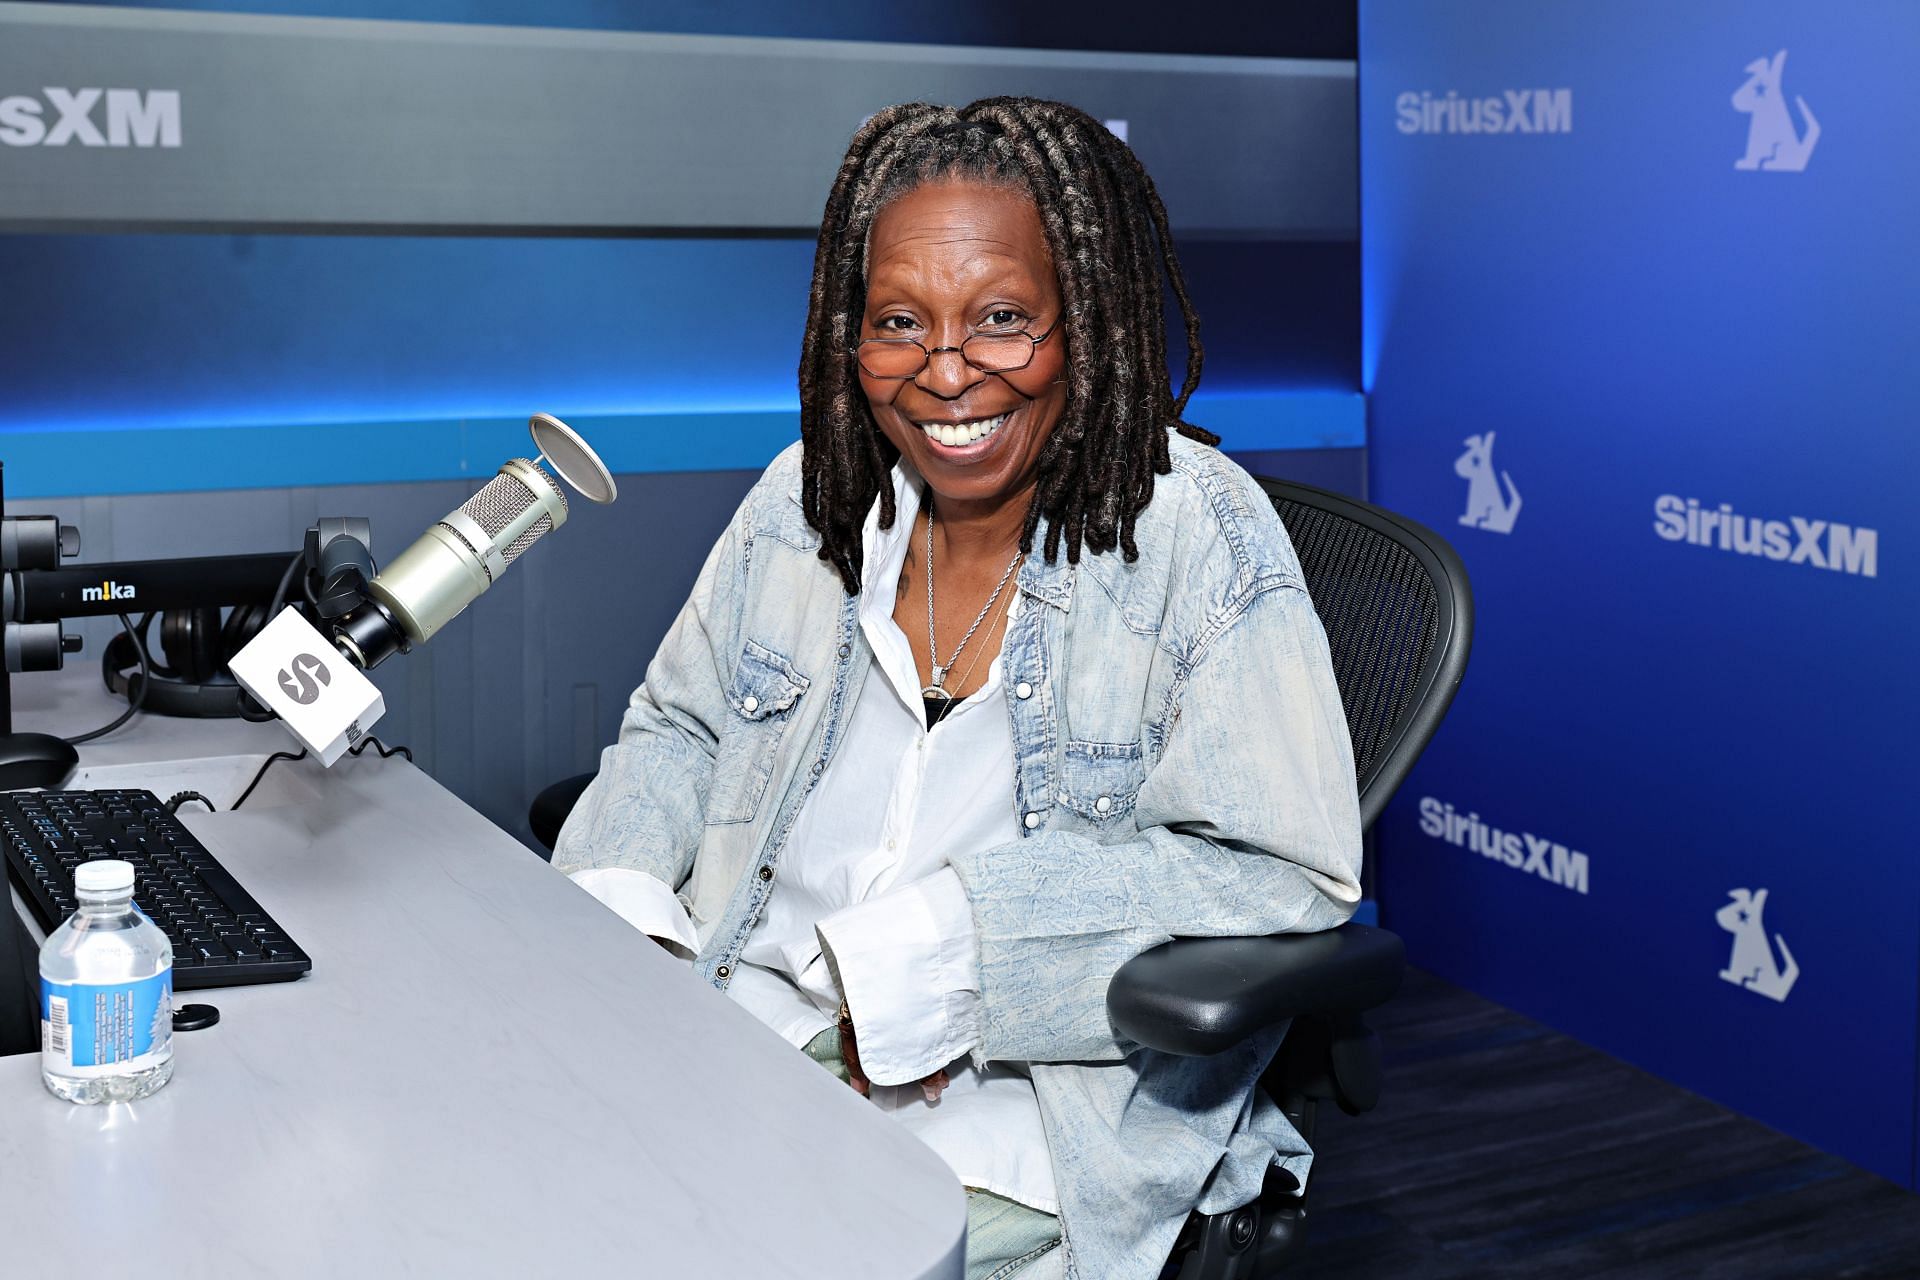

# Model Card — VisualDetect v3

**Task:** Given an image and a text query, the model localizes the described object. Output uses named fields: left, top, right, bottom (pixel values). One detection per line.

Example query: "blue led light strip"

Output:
left=0, top=392, right=1362, bottom=498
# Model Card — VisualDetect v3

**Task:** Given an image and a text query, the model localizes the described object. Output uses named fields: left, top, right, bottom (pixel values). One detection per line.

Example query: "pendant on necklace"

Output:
left=922, top=664, right=951, bottom=702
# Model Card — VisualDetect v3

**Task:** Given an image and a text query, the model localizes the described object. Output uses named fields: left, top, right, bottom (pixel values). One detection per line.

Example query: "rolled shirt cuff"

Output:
left=816, top=866, right=983, bottom=1087
left=568, top=867, right=699, bottom=959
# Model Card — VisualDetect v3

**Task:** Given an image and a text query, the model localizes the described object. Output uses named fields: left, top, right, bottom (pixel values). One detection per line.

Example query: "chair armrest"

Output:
left=1106, top=923, right=1406, bottom=1057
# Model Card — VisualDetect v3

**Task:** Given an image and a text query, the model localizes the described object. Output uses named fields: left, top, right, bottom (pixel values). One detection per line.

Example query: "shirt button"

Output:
left=810, top=761, right=823, bottom=776
left=1015, top=681, right=1033, bottom=700
left=758, top=865, right=773, bottom=882
left=716, top=964, right=731, bottom=979
left=1094, top=796, right=1113, bottom=814
left=886, top=838, right=897, bottom=851
left=741, top=695, right=759, bottom=713
left=838, top=643, right=851, bottom=658
left=1023, top=811, right=1041, bottom=830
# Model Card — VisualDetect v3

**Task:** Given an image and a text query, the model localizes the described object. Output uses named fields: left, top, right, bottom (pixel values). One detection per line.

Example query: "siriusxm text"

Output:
left=1653, top=496, right=1877, bottom=578
left=1395, top=89, right=1573, bottom=136
left=1418, top=797, right=1589, bottom=895
left=0, top=89, right=181, bottom=148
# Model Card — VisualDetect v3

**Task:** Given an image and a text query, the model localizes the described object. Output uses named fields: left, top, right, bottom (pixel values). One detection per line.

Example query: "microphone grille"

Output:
left=502, top=513, right=554, bottom=567
left=459, top=462, right=566, bottom=540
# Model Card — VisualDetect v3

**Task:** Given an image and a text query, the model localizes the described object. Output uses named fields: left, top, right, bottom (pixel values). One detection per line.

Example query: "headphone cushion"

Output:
left=220, top=601, right=271, bottom=667
left=161, top=607, right=222, bottom=684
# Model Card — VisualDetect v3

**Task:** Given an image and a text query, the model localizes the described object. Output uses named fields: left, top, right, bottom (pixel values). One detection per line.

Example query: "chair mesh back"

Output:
left=1268, top=492, right=1441, bottom=795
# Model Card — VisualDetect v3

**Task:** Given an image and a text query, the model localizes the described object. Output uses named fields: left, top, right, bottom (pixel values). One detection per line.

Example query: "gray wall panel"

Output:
left=0, top=3, right=1355, bottom=238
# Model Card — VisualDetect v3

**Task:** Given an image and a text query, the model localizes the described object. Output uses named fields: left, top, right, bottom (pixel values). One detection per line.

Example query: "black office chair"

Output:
left=529, top=774, right=592, bottom=856
left=528, top=476, right=1473, bottom=1278
left=1120, top=477, right=1473, bottom=1279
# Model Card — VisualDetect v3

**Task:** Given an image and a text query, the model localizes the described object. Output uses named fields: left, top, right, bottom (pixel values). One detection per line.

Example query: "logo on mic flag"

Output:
left=276, top=653, right=332, bottom=705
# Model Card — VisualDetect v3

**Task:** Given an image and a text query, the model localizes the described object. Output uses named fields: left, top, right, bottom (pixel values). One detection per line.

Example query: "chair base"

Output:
left=1168, top=1163, right=1308, bottom=1280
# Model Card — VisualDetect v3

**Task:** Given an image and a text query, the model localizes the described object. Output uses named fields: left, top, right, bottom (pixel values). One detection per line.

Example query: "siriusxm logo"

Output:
left=0, top=88, right=181, bottom=148
left=1455, top=433, right=1522, bottom=534
left=1734, top=51, right=1818, bottom=172
left=79, top=580, right=136, bottom=603
left=1716, top=887, right=1799, bottom=1002
left=1653, top=496, right=1877, bottom=578
left=1418, top=797, right=1590, bottom=895
left=1395, top=88, right=1572, bottom=136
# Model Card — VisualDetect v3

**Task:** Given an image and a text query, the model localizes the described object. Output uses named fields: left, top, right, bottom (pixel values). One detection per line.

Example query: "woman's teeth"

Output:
left=920, top=412, right=1010, bottom=448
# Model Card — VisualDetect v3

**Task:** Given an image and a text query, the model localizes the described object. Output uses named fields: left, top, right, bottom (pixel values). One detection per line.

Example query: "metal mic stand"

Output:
left=297, top=517, right=406, bottom=670
left=0, top=461, right=87, bottom=782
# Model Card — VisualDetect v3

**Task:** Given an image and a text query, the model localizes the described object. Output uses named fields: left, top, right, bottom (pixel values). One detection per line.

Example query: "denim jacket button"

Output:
left=1094, top=796, right=1113, bottom=814
left=1023, top=811, right=1041, bottom=830
left=741, top=695, right=759, bottom=713
left=839, top=643, right=851, bottom=658
left=1015, top=681, right=1033, bottom=700
left=716, top=964, right=732, bottom=980
left=758, top=865, right=773, bottom=882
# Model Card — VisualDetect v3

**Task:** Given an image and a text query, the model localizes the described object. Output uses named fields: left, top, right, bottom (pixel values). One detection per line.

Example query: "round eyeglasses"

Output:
left=856, top=321, right=1058, bottom=381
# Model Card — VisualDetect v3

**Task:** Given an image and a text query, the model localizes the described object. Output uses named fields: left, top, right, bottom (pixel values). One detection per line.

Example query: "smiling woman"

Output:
left=857, top=180, right=1072, bottom=721
left=555, top=98, right=1363, bottom=1280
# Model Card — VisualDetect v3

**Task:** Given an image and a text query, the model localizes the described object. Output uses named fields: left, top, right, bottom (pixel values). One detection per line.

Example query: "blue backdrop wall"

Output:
left=1362, top=0, right=1919, bottom=1186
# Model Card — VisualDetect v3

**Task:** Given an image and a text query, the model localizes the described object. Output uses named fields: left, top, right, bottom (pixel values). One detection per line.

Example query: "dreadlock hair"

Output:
left=797, top=97, right=1218, bottom=595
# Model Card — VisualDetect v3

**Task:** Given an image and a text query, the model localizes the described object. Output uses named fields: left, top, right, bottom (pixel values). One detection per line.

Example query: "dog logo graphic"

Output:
left=1455, top=433, right=1522, bottom=534
left=1716, top=888, right=1799, bottom=1002
left=1733, top=50, right=1819, bottom=172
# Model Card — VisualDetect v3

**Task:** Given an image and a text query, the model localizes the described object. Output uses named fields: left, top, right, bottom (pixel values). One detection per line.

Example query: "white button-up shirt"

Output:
left=571, top=465, right=1057, bottom=1215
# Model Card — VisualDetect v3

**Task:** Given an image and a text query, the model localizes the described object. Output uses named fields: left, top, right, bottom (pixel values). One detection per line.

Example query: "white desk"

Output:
left=0, top=669, right=967, bottom=1278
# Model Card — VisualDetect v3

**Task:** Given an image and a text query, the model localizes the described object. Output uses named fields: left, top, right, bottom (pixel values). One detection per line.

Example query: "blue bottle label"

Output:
left=41, top=971, right=173, bottom=1076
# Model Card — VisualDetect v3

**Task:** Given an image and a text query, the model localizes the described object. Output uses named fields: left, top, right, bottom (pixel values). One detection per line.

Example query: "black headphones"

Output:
left=102, top=602, right=275, bottom=719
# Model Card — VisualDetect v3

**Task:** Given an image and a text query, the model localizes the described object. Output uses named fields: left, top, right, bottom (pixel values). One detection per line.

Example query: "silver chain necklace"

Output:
left=920, top=502, right=1023, bottom=705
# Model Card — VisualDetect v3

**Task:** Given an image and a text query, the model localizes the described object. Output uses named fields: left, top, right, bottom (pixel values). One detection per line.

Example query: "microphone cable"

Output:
left=228, top=735, right=413, bottom=813
left=64, top=613, right=151, bottom=746
left=230, top=749, right=308, bottom=811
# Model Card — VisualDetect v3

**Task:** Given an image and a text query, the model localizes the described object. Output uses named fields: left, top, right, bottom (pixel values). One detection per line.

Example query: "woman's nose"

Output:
left=915, top=346, right=986, bottom=399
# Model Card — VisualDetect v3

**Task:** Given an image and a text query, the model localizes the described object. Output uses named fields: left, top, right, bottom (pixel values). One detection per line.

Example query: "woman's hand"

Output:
left=839, top=1009, right=950, bottom=1102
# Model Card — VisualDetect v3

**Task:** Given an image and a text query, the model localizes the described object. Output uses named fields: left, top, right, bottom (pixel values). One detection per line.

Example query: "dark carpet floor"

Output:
left=1288, top=970, right=1920, bottom=1279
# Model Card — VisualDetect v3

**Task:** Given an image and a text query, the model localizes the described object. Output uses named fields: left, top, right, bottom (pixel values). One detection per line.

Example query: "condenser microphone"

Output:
left=332, top=413, right=617, bottom=669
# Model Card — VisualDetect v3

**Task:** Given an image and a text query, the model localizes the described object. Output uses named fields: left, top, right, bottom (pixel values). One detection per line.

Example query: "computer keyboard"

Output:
left=2, top=788, right=311, bottom=989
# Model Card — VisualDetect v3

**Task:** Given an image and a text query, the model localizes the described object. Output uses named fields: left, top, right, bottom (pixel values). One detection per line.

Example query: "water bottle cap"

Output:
left=74, top=859, right=134, bottom=894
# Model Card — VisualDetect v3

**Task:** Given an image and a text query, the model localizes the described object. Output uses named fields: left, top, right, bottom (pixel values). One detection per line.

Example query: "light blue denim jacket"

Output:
left=555, top=432, right=1362, bottom=1280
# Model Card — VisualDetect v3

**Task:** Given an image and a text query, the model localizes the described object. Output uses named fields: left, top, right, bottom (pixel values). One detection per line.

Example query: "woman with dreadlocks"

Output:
left=556, top=98, right=1361, bottom=1279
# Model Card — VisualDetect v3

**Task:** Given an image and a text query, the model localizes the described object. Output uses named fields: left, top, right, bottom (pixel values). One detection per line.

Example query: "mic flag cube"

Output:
left=229, top=607, right=386, bottom=766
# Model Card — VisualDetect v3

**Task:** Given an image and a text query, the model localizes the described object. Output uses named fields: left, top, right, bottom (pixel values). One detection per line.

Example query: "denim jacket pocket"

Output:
left=1056, top=740, right=1145, bottom=823
left=706, top=639, right=811, bottom=825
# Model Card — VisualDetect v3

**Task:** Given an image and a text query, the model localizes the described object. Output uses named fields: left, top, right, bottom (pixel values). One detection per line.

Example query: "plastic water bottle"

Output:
left=39, top=859, right=174, bottom=1104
